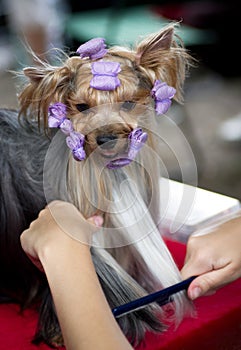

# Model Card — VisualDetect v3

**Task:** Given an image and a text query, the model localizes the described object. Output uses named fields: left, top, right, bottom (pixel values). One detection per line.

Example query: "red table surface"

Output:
left=0, top=239, right=240, bottom=350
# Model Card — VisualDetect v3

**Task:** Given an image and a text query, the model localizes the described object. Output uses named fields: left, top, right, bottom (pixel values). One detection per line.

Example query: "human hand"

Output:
left=20, top=200, right=103, bottom=271
left=20, top=201, right=133, bottom=350
left=181, top=214, right=241, bottom=300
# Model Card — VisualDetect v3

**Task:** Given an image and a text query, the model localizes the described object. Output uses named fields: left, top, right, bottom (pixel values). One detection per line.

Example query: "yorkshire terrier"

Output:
left=0, top=24, right=193, bottom=347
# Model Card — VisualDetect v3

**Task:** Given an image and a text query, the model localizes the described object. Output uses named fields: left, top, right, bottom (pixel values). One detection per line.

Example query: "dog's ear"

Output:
left=19, top=64, right=75, bottom=129
left=135, top=24, right=190, bottom=101
left=135, top=26, right=174, bottom=66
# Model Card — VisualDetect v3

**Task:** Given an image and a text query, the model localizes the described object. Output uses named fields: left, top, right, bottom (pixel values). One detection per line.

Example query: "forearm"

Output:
left=40, top=240, right=133, bottom=350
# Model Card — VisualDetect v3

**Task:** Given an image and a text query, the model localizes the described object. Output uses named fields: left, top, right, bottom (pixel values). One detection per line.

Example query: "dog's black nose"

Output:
left=96, top=135, right=118, bottom=149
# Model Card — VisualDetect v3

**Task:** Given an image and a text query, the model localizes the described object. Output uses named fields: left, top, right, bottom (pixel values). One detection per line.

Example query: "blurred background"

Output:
left=0, top=0, right=241, bottom=201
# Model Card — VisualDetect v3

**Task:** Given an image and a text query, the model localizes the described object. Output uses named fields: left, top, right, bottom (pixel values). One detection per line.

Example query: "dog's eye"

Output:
left=121, top=101, right=136, bottom=111
left=76, top=103, right=90, bottom=113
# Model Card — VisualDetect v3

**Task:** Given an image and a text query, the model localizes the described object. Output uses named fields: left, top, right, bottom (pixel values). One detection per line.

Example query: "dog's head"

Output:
left=19, top=24, right=190, bottom=169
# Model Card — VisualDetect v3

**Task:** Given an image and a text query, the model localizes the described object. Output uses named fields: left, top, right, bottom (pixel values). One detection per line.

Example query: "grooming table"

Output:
left=0, top=238, right=240, bottom=350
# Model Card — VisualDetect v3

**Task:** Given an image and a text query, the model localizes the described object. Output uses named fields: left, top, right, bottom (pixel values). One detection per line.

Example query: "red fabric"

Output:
left=0, top=240, right=240, bottom=350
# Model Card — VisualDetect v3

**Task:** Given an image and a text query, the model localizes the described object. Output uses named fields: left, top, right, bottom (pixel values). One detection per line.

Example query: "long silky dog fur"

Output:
left=0, top=24, right=194, bottom=347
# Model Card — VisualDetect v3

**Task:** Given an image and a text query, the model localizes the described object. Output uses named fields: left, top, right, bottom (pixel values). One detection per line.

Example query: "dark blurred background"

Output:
left=1, top=0, right=241, bottom=201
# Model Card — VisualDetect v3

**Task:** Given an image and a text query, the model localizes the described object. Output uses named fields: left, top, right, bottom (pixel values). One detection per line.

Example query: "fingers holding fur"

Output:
left=47, top=200, right=103, bottom=243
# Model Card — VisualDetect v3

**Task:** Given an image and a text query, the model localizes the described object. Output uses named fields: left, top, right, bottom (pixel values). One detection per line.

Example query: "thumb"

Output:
left=186, top=267, right=231, bottom=300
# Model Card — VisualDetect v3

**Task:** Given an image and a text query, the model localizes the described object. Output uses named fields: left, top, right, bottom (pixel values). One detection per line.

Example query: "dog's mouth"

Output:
left=98, top=142, right=130, bottom=168
left=101, top=150, right=131, bottom=169
left=99, top=149, right=120, bottom=159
